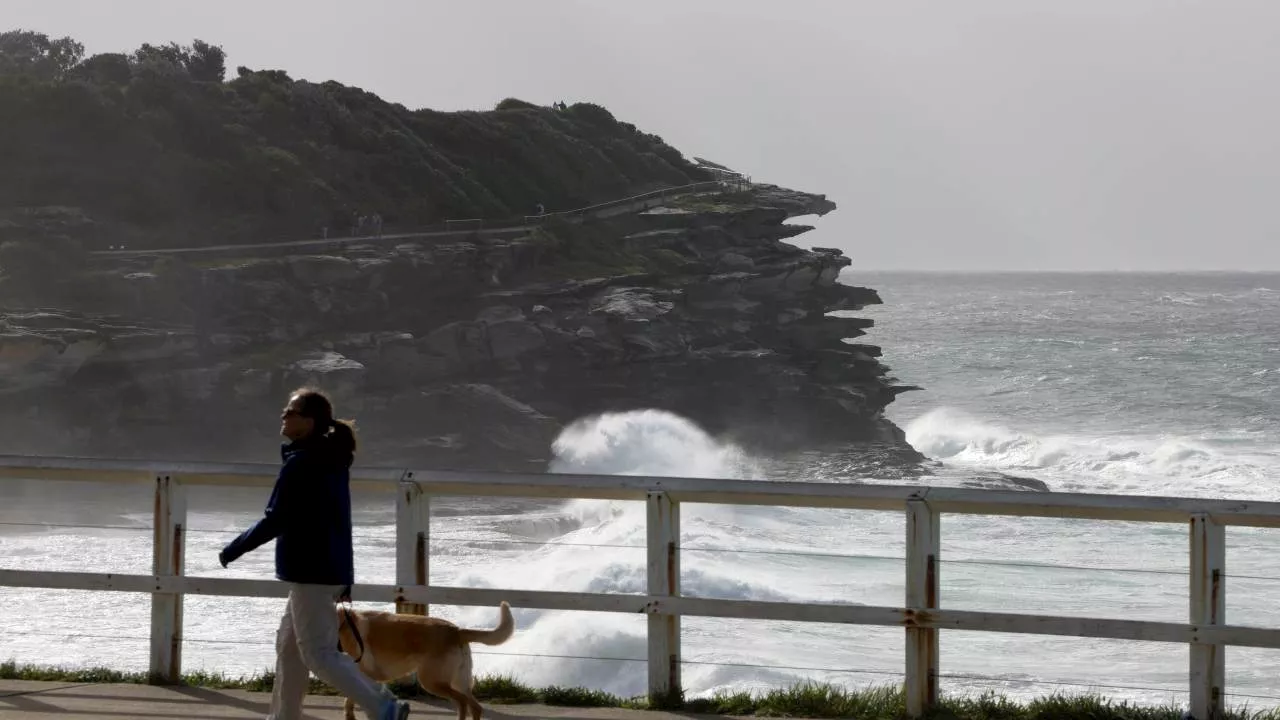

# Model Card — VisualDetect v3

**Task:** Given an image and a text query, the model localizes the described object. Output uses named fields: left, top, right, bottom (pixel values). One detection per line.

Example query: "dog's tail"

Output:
left=458, top=601, right=515, bottom=646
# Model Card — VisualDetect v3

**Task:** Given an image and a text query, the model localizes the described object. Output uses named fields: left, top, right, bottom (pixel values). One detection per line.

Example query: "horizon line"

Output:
left=841, top=268, right=1280, bottom=274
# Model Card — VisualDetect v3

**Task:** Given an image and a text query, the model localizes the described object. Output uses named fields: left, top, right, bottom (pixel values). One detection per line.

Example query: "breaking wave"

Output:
left=905, top=407, right=1280, bottom=498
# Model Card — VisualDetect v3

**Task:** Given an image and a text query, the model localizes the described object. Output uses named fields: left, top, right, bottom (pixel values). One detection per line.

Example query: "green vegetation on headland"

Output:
left=4, top=661, right=1275, bottom=719
left=0, top=29, right=709, bottom=259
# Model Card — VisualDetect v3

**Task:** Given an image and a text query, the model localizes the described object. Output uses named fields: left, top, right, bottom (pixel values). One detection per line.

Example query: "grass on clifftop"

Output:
left=6, top=661, right=1280, bottom=719
left=0, top=29, right=713, bottom=307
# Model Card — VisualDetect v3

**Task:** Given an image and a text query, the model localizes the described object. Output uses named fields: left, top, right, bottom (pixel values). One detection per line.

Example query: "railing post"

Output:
left=905, top=497, right=939, bottom=717
left=646, top=491, right=681, bottom=703
left=396, top=476, right=430, bottom=615
left=1190, top=513, right=1225, bottom=720
left=149, top=473, right=186, bottom=684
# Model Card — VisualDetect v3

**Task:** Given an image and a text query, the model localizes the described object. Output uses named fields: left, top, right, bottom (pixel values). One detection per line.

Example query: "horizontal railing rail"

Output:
left=5, top=454, right=1280, bottom=524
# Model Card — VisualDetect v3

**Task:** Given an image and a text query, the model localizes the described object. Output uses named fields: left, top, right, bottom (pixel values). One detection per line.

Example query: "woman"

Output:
left=219, top=388, right=410, bottom=720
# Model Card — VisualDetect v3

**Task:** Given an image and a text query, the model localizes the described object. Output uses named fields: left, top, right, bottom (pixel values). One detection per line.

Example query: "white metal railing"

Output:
left=2, top=454, right=1277, bottom=718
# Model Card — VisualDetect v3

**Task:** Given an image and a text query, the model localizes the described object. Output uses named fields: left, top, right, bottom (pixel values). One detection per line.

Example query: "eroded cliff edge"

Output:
left=0, top=33, right=922, bottom=469
left=0, top=183, right=922, bottom=470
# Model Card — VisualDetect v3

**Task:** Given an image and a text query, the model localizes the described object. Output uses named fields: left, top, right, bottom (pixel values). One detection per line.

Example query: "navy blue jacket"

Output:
left=219, top=438, right=355, bottom=586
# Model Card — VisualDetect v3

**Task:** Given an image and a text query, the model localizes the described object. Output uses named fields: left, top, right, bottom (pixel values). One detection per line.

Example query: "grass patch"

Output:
left=7, top=661, right=1280, bottom=719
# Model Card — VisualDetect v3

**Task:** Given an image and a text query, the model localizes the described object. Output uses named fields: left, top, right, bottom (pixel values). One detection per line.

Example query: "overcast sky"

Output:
left=10, top=0, right=1280, bottom=271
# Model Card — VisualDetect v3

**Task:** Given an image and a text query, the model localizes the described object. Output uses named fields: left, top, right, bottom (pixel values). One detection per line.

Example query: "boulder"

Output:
left=233, top=368, right=274, bottom=399
left=530, top=305, right=556, bottom=327
left=287, top=351, right=365, bottom=398
left=782, top=264, right=823, bottom=292
left=103, top=331, right=198, bottom=363
left=360, top=333, right=450, bottom=386
left=421, top=321, right=489, bottom=367
left=393, top=384, right=562, bottom=466
left=716, top=252, right=755, bottom=271
left=287, top=255, right=363, bottom=286
left=487, top=320, right=546, bottom=361
left=476, top=305, right=525, bottom=324
left=589, top=287, right=675, bottom=322
left=0, top=330, right=103, bottom=393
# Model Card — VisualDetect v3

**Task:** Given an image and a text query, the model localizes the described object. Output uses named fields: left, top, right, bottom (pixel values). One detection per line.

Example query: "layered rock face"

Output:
left=0, top=184, right=922, bottom=470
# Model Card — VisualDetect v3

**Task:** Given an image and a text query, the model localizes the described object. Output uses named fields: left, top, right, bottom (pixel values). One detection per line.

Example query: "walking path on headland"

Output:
left=0, top=680, right=794, bottom=720
left=89, top=179, right=739, bottom=259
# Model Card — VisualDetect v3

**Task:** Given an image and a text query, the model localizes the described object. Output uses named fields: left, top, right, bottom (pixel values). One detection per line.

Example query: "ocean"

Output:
left=2, top=271, right=1279, bottom=710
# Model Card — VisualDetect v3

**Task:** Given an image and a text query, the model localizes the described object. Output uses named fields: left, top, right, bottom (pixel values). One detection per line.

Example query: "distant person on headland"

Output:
left=217, top=388, right=411, bottom=720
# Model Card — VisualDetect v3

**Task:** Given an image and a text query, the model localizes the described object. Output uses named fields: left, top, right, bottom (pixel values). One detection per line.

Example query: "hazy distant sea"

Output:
left=3, top=272, right=1279, bottom=710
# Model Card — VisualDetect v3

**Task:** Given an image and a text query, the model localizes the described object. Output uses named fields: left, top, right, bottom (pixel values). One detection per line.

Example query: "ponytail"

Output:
left=328, top=417, right=359, bottom=460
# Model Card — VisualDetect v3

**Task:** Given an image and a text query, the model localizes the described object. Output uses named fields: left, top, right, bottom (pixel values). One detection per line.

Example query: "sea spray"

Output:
left=456, top=409, right=809, bottom=696
left=10, top=272, right=1280, bottom=707
left=548, top=409, right=761, bottom=479
left=904, top=407, right=1279, bottom=498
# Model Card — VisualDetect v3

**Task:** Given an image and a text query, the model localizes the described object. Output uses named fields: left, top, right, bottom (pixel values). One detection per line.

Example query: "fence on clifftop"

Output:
left=0, top=454, right=1276, bottom=718
left=92, top=173, right=750, bottom=259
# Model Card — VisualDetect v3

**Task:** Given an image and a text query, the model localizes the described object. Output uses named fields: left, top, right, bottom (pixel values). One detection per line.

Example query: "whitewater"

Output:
left=2, top=271, right=1279, bottom=709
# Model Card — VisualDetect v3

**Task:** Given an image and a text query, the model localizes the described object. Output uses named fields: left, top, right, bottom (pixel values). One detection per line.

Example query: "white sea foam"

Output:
left=5, top=405, right=1280, bottom=707
left=905, top=407, right=1280, bottom=498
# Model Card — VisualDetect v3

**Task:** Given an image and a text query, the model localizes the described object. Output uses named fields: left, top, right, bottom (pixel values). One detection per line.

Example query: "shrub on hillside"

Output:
left=0, top=30, right=712, bottom=250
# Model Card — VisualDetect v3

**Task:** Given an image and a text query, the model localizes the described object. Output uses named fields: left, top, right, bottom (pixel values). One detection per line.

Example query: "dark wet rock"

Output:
left=0, top=184, right=923, bottom=470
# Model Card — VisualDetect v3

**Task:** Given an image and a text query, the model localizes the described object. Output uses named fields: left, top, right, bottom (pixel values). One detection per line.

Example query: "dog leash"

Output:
left=337, top=585, right=366, bottom=662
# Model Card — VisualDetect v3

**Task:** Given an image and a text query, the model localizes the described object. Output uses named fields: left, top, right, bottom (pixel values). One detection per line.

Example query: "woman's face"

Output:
left=280, top=395, right=315, bottom=441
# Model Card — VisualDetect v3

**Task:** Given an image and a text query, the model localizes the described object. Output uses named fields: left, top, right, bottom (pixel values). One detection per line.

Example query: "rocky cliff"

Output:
left=0, top=31, right=923, bottom=470
left=0, top=183, right=922, bottom=470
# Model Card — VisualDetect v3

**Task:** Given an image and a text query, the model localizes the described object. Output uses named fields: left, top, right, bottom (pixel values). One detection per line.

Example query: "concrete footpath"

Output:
left=0, top=680, right=760, bottom=719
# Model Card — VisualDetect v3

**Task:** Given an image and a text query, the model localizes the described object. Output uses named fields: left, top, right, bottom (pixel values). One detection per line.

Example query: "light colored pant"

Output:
left=268, top=583, right=393, bottom=720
